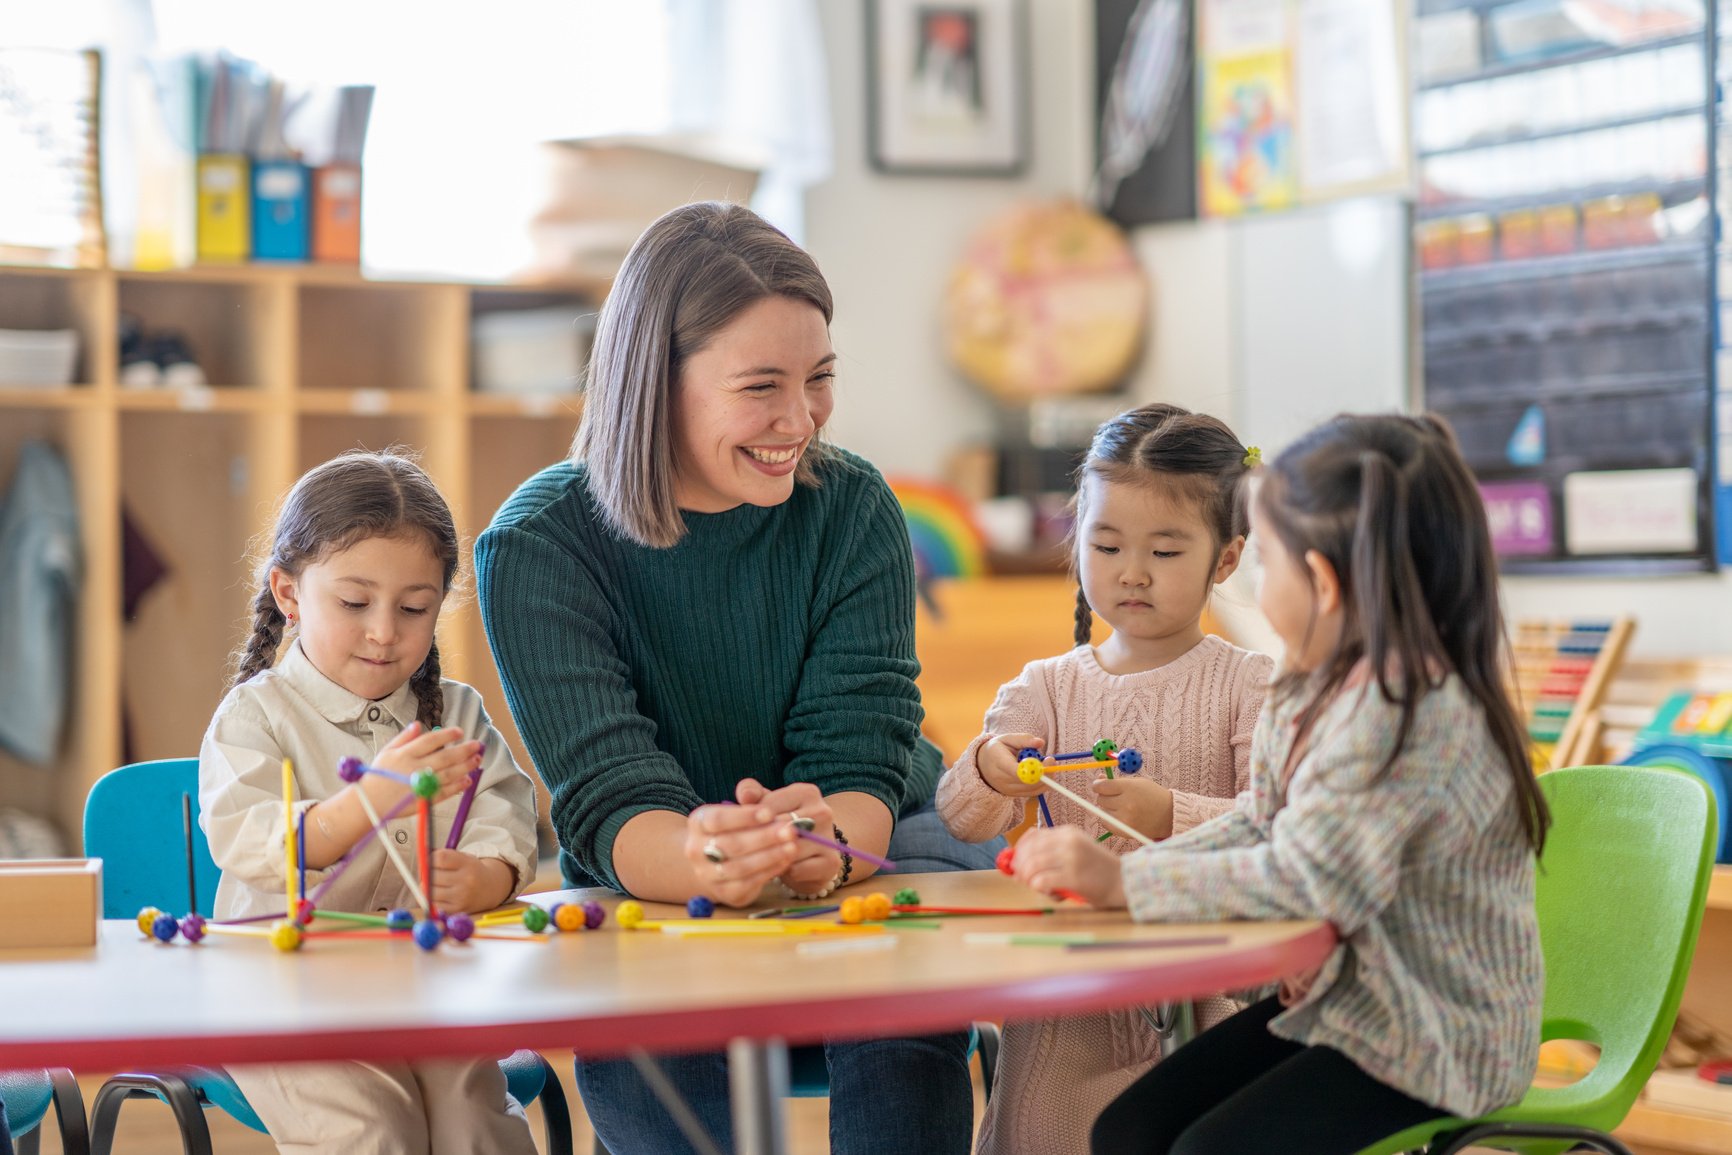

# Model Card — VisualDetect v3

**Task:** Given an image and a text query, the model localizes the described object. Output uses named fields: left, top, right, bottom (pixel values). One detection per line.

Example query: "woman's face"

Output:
left=671, top=295, right=836, bottom=513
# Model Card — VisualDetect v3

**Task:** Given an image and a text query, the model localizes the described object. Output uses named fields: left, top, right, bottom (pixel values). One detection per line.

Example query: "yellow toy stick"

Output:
left=1017, top=758, right=1155, bottom=846
left=282, top=758, right=296, bottom=919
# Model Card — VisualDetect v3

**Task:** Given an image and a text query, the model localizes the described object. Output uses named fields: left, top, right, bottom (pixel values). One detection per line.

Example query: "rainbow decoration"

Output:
left=888, top=479, right=988, bottom=580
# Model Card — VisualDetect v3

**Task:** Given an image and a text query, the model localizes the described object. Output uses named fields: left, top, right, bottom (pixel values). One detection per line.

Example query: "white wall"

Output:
left=806, top=0, right=1094, bottom=476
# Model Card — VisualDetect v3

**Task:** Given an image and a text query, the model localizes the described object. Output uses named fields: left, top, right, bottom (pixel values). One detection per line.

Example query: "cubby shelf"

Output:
left=0, top=264, right=604, bottom=846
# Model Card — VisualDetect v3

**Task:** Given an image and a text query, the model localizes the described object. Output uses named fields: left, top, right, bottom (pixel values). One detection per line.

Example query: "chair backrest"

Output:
left=83, top=758, right=221, bottom=919
left=1535, top=764, right=1717, bottom=1117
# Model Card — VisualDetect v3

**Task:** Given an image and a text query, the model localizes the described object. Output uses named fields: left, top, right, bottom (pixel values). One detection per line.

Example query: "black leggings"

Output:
left=1091, top=997, right=1446, bottom=1155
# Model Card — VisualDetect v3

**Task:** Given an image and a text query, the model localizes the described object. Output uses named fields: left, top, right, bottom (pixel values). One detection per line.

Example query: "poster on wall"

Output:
left=1196, top=0, right=1407, bottom=217
left=1094, top=0, right=1198, bottom=225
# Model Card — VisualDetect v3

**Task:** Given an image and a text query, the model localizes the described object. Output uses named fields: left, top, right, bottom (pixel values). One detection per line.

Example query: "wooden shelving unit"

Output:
left=0, top=263, right=604, bottom=848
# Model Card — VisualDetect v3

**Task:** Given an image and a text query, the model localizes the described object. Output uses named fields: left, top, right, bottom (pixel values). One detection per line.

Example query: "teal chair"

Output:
left=84, top=759, right=571, bottom=1155
left=1356, top=763, right=1718, bottom=1155
left=0, top=1069, right=87, bottom=1155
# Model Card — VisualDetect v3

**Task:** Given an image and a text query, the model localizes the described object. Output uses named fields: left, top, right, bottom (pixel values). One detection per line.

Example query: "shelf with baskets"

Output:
left=0, top=263, right=605, bottom=847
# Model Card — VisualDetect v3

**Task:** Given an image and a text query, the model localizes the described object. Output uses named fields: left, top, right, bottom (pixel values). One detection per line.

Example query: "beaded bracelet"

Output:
left=778, top=823, right=852, bottom=900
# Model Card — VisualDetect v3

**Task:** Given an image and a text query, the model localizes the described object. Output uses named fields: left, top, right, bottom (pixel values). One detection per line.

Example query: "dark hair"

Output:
left=231, top=450, right=460, bottom=728
left=574, top=201, right=836, bottom=547
left=1256, top=413, right=1549, bottom=854
left=1071, top=402, right=1254, bottom=646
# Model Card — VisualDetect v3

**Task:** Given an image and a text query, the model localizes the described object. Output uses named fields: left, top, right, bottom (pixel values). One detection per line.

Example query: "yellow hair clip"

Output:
left=1242, top=446, right=1263, bottom=468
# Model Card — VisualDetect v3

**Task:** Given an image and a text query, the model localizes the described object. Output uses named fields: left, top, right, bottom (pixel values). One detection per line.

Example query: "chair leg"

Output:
left=974, top=1021, right=1000, bottom=1103
left=48, top=1069, right=90, bottom=1155
left=1427, top=1122, right=1636, bottom=1155
left=89, top=1074, right=213, bottom=1155
left=531, top=1052, right=574, bottom=1155
left=16, top=1125, right=39, bottom=1155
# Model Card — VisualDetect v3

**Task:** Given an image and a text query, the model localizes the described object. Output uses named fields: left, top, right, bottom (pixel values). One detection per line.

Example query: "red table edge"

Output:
left=0, top=923, right=1337, bottom=1072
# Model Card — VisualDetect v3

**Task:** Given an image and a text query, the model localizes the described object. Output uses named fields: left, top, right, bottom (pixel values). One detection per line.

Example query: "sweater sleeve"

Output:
left=1168, top=651, right=1275, bottom=834
left=1120, top=686, right=1449, bottom=931
left=198, top=697, right=332, bottom=894
left=935, top=660, right=1050, bottom=842
left=782, top=469, right=926, bottom=818
left=475, top=522, right=703, bottom=893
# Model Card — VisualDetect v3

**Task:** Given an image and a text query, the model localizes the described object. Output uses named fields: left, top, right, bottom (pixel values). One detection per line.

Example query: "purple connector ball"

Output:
left=385, top=908, right=414, bottom=932
left=151, top=914, right=180, bottom=943
left=581, top=900, right=606, bottom=929
left=337, top=756, right=365, bottom=783
left=179, top=913, right=206, bottom=943
left=444, top=912, right=475, bottom=942
left=412, top=919, right=444, bottom=951
left=1116, top=748, right=1143, bottom=774
left=686, top=896, right=715, bottom=919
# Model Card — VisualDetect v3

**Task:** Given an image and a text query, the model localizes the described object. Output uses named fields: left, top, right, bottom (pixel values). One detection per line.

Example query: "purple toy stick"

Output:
left=797, top=827, right=896, bottom=872
left=308, top=792, right=417, bottom=903
left=445, top=763, right=484, bottom=850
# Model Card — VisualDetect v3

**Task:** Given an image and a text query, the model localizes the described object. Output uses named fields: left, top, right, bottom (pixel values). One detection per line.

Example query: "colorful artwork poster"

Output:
left=1199, top=48, right=1297, bottom=215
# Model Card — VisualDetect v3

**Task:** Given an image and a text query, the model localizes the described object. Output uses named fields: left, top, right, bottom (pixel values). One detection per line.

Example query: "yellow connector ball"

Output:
left=136, top=906, right=163, bottom=936
left=616, top=900, right=646, bottom=930
left=839, top=896, right=866, bottom=925
left=862, top=893, right=892, bottom=921
left=1017, top=757, right=1046, bottom=785
left=270, top=921, right=303, bottom=952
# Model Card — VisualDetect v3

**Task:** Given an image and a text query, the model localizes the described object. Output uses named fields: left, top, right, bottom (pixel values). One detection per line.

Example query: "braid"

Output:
left=231, top=584, right=285, bottom=689
left=1073, top=586, right=1093, bottom=647
left=411, top=639, right=444, bottom=729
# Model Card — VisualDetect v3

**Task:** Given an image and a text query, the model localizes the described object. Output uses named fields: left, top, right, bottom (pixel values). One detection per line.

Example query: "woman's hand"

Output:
left=685, top=798, right=800, bottom=908
left=429, top=850, right=515, bottom=913
left=1010, top=826, right=1127, bottom=909
left=1090, top=776, right=1174, bottom=841
left=977, top=734, right=1049, bottom=797
left=737, top=779, right=839, bottom=894
left=371, top=722, right=484, bottom=804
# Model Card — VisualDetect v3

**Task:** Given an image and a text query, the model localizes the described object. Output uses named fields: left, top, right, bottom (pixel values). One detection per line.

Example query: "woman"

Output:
left=476, top=201, right=997, bottom=1154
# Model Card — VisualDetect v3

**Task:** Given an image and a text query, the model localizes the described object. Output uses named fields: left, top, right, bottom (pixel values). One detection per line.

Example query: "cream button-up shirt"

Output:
left=199, top=640, right=538, bottom=920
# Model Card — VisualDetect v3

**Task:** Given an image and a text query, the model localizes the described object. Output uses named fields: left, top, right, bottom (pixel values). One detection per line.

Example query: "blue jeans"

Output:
left=577, top=802, right=1005, bottom=1155
left=0, top=1097, right=12, bottom=1155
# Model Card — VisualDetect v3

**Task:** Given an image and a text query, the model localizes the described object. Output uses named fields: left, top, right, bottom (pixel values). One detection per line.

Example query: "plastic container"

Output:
left=0, top=328, right=79, bottom=387
left=471, top=308, right=592, bottom=394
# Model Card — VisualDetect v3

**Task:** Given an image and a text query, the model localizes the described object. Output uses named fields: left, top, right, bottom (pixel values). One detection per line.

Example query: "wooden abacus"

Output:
left=1512, top=617, right=1635, bottom=771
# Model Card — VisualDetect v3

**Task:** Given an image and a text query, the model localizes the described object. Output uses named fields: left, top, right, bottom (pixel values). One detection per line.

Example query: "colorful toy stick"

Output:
left=213, top=911, right=287, bottom=926
left=892, top=905, right=1053, bottom=916
left=964, top=932, right=1102, bottom=946
left=419, top=798, right=434, bottom=918
left=353, top=781, right=428, bottom=910
left=182, top=793, right=198, bottom=915
left=1036, top=795, right=1056, bottom=828
left=790, top=821, right=897, bottom=872
left=1016, top=758, right=1155, bottom=846
left=307, top=792, right=415, bottom=903
left=282, top=759, right=298, bottom=921
left=445, top=764, right=483, bottom=849
left=297, top=810, right=307, bottom=904
left=1065, top=936, right=1230, bottom=952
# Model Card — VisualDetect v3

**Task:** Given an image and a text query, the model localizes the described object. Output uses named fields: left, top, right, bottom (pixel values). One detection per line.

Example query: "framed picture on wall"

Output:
left=866, top=0, right=1028, bottom=176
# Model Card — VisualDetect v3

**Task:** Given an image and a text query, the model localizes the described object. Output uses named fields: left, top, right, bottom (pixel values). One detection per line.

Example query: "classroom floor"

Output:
left=49, top=1050, right=991, bottom=1153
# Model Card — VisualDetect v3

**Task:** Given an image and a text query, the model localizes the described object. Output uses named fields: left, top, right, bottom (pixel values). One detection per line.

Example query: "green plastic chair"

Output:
left=1356, top=763, right=1718, bottom=1155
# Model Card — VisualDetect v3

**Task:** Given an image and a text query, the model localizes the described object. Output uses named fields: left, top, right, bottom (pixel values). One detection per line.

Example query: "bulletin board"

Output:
left=1411, top=0, right=1716, bottom=572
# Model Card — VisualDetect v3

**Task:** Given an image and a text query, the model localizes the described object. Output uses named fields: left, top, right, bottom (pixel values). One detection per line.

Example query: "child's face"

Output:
left=671, top=295, right=836, bottom=514
left=270, top=533, right=446, bottom=701
left=1077, top=474, right=1236, bottom=652
left=1249, top=495, right=1342, bottom=672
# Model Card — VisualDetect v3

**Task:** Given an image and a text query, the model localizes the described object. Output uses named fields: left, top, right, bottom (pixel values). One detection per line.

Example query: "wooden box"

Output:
left=0, top=858, right=101, bottom=948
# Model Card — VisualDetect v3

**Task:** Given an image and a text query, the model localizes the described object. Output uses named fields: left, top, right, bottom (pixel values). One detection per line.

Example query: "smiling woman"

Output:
left=474, top=202, right=997, bottom=1155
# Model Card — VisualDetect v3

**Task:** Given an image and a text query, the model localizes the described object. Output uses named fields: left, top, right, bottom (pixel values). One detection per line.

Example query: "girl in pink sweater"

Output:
left=937, top=403, right=1274, bottom=1155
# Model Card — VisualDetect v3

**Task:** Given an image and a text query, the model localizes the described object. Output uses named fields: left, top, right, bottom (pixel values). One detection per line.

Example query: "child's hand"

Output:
left=429, top=849, right=515, bottom=913
left=737, top=778, right=840, bottom=894
left=977, top=734, right=1049, bottom=797
left=1091, top=776, right=1175, bottom=841
left=1010, top=826, right=1126, bottom=909
left=370, top=722, right=484, bottom=804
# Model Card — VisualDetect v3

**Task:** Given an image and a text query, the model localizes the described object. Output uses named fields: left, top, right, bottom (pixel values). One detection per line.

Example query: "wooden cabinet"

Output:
left=0, top=264, right=601, bottom=847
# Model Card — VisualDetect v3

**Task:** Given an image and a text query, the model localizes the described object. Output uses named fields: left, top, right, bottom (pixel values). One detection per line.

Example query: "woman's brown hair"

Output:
left=574, top=201, right=836, bottom=547
left=231, top=450, right=459, bottom=728
left=1256, top=413, right=1549, bottom=853
left=1071, top=402, right=1254, bottom=646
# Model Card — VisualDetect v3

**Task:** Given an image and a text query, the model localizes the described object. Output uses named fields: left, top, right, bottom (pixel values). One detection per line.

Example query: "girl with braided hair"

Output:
left=199, top=449, right=539, bottom=1154
left=936, top=402, right=1273, bottom=1155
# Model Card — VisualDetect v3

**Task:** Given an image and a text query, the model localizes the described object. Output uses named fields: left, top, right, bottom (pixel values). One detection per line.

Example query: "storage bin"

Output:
left=0, top=328, right=79, bottom=387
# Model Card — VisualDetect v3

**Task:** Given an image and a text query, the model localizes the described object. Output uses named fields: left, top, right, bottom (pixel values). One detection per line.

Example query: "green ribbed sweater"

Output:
left=474, top=448, right=940, bottom=891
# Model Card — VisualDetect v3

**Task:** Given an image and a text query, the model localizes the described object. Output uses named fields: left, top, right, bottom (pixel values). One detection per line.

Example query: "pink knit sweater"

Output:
left=936, top=636, right=1273, bottom=1155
